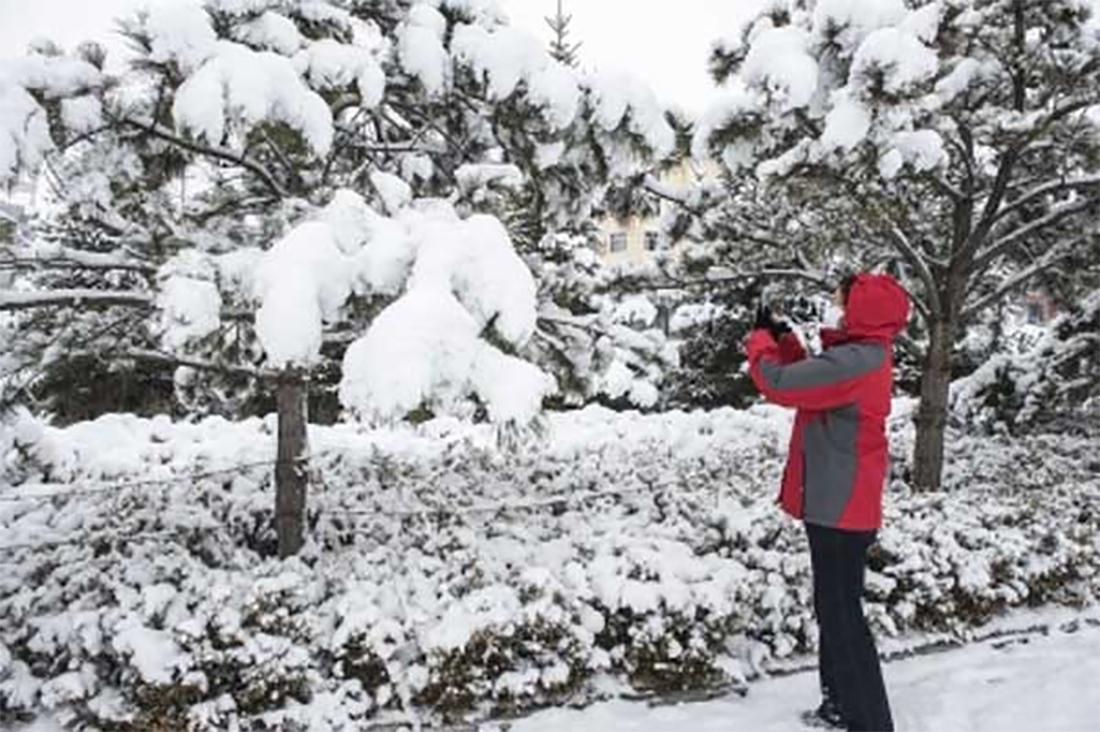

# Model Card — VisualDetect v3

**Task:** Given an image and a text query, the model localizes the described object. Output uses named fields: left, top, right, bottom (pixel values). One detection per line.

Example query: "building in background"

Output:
left=598, top=159, right=708, bottom=265
left=1023, top=291, right=1059, bottom=324
left=595, top=158, right=717, bottom=266
left=0, top=176, right=38, bottom=245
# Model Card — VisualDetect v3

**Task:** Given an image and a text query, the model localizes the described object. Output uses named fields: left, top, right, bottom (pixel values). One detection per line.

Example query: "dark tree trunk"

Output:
left=913, top=315, right=957, bottom=491
left=275, top=371, right=309, bottom=558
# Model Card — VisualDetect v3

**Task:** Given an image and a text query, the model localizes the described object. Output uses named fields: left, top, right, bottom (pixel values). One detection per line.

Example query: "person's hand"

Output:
left=753, top=304, right=792, bottom=340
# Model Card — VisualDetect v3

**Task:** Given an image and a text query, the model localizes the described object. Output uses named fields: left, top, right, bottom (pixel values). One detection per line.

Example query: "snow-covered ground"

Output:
left=499, top=619, right=1100, bottom=732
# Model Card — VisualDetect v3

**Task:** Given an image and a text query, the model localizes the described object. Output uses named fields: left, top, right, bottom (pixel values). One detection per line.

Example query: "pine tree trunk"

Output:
left=275, top=371, right=309, bottom=558
left=912, top=316, right=956, bottom=491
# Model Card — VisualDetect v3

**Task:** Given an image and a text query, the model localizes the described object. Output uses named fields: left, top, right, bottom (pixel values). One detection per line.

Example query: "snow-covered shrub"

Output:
left=951, top=293, right=1100, bottom=434
left=417, top=585, right=591, bottom=716
left=1, top=405, right=1098, bottom=728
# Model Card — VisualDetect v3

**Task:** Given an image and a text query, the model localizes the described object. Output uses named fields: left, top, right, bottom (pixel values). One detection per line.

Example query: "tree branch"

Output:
left=990, top=174, right=1100, bottom=226
left=887, top=224, right=943, bottom=318
left=0, top=289, right=154, bottom=312
left=929, top=174, right=967, bottom=203
left=951, top=122, right=976, bottom=197
left=537, top=312, right=602, bottom=336
left=113, top=348, right=278, bottom=380
left=641, top=176, right=786, bottom=249
left=893, top=276, right=932, bottom=323
left=0, top=245, right=156, bottom=274
left=962, top=236, right=1089, bottom=319
left=599, top=267, right=834, bottom=295
left=122, top=118, right=288, bottom=199
left=261, top=128, right=303, bottom=193
left=955, top=148, right=1019, bottom=265
left=972, top=198, right=1095, bottom=272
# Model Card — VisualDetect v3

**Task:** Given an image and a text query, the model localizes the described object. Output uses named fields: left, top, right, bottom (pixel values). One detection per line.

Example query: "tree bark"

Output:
left=275, top=371, right=309, bottom=558
left=912, top=316, right=957, bottom=491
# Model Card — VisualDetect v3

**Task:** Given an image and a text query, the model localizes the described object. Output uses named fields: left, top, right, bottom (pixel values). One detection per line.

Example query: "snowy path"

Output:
left=497, top=623, right=1100, bottom=732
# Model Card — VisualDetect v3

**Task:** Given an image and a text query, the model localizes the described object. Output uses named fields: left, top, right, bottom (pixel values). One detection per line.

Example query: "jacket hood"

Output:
left=843, top=273, right=910, bottom=341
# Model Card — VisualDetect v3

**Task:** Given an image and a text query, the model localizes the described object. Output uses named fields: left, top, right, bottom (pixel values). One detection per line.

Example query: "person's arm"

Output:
left=820, top=327, right=847, bottom=350
left=777, top=332, right=808, bottom=364
left=746, top=330, right=884, bottom=410
left=751, top=304, right=805, bottom=364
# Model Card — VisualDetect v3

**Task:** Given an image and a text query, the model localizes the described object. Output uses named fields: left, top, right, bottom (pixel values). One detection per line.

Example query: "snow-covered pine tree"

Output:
left=546, top=0, right=583, bottom=68
left=526, top=172, right=682, bottom=412
left=692, top=0, right=1100, bottom=489
left=0, top=0, right=675, bottom=556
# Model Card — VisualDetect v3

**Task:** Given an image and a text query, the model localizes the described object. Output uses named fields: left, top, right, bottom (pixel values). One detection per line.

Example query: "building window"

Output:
left=1026, top=301, right=1043, bottom=324
left=645, top=231, right=661, bottom=251
left=610, top=233, right=628, bottom=252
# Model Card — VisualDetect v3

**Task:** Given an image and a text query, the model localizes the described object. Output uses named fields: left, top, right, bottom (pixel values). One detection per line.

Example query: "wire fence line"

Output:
left=0, top=448, right=356, bottom=502
left=0, top=437, right=534, bottom=503
left=0, top=452, right=728, bottom=554
left=0, top=525, right=229, bottom=560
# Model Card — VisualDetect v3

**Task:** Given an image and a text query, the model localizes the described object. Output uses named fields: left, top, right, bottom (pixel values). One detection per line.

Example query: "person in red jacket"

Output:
left=746, top=273, right=910, bottom=732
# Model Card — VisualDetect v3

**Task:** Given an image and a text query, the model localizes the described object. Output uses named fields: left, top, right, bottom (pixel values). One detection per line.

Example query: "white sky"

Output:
left=0, top=0, right=764, bottom=113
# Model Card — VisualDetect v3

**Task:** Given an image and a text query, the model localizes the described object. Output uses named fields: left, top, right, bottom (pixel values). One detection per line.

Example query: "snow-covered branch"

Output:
left=891, top=275, right=932, bottom=323
left=887, top=225, right=942, bottom=318
left=957, top=150, right=1021, bottom=265
left=110, top=348, right=278, bottom=380
left=928, top=174, right=967, bottom=203
left=1029, top=98, right=1098, bottom=139
left=0, top=245, right=156, bottom=274
left=0, top=289, right=154, bottom=312
left=538, top=312, right=602, bottom=336
left=958, top=100, right=1096, bottom=265
left=990, top=175, right=1100, bottom=227
left=601, top=267, right=834, bottom=295
left=122, top=118, right=288, bottom=199
left=641, top=175, right=787, bottom=250
left=972, top=198, right=1095, bottom=273
left=962, top=236, right=1090, bottom=319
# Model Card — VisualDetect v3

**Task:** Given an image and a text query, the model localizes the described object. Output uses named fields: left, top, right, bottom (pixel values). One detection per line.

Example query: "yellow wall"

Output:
left=599, top=214, right=662, bottom=266
left=595, top=158, right=719, bottom=266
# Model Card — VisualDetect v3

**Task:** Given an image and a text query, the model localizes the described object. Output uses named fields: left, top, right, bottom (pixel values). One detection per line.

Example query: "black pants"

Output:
left=806, top=522, right=893, bottom=732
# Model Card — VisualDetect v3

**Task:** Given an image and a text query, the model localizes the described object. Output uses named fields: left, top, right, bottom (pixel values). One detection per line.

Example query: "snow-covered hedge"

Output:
left=1, top=404, right=1098, bottom=729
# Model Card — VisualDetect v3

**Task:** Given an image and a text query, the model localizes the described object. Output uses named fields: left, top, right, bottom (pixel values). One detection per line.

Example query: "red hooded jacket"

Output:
left=746, top=274, right=910, bottom=531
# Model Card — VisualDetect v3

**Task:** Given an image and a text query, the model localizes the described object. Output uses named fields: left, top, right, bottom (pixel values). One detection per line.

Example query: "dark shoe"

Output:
left=800, top=698, right=846, bottom=729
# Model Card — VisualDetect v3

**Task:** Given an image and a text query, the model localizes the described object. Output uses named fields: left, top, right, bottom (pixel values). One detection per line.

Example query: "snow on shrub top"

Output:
left=452, top=24, right=581, bottom=126
left=236, top=11, right=306, bottom=56
left=588, top=71, right=676, bottom=160
left=256, top=221, right=352, bottom=367
left=145, top=1, right=218, bottom=73
left=173, top=41, right=335, bottom=155
left=398, top=4, right=450, bottom=94
left=741, top=25, right=818, bottom=111
left=3, top=401, right=1097, bottom=729
left=337, top=203, right=552, bottom=424
left=0, top=53, right=102, bottom=181
left=810, top=0, right=907, bottom=49
left=294, top=38, right=386, bottom=107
